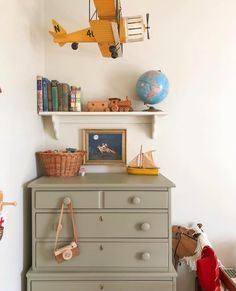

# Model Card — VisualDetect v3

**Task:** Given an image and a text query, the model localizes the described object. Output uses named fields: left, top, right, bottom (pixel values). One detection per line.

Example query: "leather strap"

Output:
left=68, top=202, right=78, bottom=243
left=54, top=200, right=78, bottom=251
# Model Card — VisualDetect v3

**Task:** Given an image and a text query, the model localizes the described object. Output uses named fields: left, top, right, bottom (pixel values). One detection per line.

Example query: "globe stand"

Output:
left=143, top=104, right=163, bottom=112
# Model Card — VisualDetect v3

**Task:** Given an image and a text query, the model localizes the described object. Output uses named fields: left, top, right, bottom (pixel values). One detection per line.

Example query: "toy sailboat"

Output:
left=127, top=146, right=160, bottom=175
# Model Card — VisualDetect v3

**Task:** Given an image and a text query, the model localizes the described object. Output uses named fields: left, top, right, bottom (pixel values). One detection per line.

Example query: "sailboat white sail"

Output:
left=142, top=151, right=157, bottom=168
left=128, top=155, right=140, bottom=168
left=128, top=147, right=157, bottom=168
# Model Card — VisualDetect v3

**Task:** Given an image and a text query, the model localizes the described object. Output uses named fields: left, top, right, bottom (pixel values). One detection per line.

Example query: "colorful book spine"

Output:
left=47, top=81, right=52, bottom=111
left=42, top=78, right=49, bottom=111
left=51, top=80, right=59, bottom=111
left=37, top=76, right=43, bottom=113
left=70, top=86, right=77, bottom=111
left=62, top=83, right=69, bottom=111
left=57, top=83, right=63, bottom=111
left=37, top=78, right=81, bottom=112
left=75, top=86, right=81, bottom=112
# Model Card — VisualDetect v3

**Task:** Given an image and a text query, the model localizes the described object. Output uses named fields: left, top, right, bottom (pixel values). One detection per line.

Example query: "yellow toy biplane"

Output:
left=49, top=0, right=150, bottom=59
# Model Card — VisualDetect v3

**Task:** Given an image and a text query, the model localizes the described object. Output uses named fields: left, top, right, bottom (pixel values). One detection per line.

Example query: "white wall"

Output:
left=0, top=1, right=45, bottom=290
left=1, top=0, right=235, bottom=291
left=44, top=1, right=236, bottom=290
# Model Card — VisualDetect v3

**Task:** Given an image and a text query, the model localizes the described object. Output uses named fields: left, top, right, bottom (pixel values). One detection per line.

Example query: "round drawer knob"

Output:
left=132, top=196, right=141, bottom=205
left=141, top=252, right=151, bottom=261
left=140, top=222, right=151, bottom=231
left=63, top=197, right=71, bottom=205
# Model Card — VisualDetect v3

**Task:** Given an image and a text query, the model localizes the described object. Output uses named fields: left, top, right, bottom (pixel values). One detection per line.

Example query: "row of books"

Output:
left=37, top=76, right=81, bottom=112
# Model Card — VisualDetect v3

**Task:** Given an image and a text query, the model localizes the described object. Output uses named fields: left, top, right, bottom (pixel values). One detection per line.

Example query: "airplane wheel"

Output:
left=111, top=52, right=118, bottom=59
left=71, top=42, right=78, bottom=50
left=109, top=45, right=116, bottom=52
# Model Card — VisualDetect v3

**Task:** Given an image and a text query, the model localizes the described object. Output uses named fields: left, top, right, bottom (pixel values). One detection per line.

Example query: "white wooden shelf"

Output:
left=39, top=111, right=167, bottom=140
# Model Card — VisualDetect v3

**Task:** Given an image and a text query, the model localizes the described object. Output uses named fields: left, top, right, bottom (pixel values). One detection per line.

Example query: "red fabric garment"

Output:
left=196, top=246, right=220, bottom=291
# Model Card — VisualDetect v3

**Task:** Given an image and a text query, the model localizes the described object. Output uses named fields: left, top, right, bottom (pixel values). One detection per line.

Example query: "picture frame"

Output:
left=82, top=129, right=126, bottom=165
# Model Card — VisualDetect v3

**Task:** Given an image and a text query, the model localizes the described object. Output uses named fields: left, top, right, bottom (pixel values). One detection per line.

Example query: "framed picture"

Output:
left=83, top=129, right=126, bottom=165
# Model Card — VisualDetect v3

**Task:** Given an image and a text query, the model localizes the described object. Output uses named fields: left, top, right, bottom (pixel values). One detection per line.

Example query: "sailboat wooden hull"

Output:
left=127, top=167, right=160, bottom=176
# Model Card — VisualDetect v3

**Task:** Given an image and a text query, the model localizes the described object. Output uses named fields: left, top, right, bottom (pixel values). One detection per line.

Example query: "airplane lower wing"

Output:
left=90, top=19, right=122, bottom=58
left=89, top=20, right=114, bottom=42
left=97, top=43, right=112, bottom=57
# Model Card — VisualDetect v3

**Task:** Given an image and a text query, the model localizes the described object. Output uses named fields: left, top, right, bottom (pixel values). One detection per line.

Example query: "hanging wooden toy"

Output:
left=49, top=0, right=150, bottom=58
left=0, top=191, right=17, bottom=240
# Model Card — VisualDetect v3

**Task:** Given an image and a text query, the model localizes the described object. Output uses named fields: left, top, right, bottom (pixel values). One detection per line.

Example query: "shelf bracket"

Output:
left=152, top=115, right=158, bottom=139
left=51, top=115, right=60, bottom=140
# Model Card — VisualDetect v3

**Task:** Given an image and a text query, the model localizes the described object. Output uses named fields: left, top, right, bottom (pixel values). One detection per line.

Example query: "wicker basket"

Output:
left=37, top=151, right=86, bottom=177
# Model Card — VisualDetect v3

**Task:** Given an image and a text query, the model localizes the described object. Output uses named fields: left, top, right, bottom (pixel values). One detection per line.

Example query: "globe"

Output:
left=136, top=70, right=169, bottom=110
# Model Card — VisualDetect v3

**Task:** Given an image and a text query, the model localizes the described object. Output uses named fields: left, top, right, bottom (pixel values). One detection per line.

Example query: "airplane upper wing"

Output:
left=93, top=0, right=120, bottom=20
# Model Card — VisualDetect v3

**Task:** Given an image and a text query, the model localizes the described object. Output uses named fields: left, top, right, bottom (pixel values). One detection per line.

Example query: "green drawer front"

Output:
left=35, top=241, right=168, bottom=270
left=31, top=280, right=173, bottom=291
left=36, top=212, right=168, bottom=239
left=104, top=191, right=168, bottom=209
left=35, top=191, right=100, bottom=209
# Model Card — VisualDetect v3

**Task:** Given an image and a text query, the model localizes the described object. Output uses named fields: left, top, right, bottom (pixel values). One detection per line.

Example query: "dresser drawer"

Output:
left=31, top=280, right=173, bottom=291
left=35, top=241, right=168, bottom=270
left=36, top=212, right=168, bottom=239
left=104, top=191, right=168, bottom=209
left=35, top=191, right=100, bottom=209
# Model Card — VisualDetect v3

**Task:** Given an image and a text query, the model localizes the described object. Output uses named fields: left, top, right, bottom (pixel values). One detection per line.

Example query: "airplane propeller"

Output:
left=145, top=13, right=150, bottom=40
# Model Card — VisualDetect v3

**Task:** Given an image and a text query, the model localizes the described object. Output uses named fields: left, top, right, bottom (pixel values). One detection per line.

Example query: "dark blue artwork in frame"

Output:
left=83, top=129, right=126, bottom=164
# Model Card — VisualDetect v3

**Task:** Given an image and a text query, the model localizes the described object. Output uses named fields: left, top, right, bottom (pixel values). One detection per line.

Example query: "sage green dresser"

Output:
left=26, top=173, right=177, bottom=291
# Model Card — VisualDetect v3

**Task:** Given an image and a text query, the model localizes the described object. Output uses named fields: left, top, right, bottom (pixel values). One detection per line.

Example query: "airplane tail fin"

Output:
left=49, top=19, right=67, bottom=46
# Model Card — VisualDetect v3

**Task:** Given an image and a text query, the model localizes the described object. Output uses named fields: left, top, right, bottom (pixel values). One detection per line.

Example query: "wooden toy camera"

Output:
left=54, top=241, right=79, bottom=263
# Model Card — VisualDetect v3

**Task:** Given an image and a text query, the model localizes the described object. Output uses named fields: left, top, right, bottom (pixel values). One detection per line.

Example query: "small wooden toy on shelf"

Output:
left=0, top=191, right=17, bottom=240
left=108, top=97, right=133, bottom=112
left=86, top=101, right=110, bottom=112
left=86, top=96, right=133, bottom=112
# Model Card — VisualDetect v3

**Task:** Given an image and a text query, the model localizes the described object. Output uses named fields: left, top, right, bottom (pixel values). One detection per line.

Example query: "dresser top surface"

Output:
left=28, top=173, right=175, bottom=189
